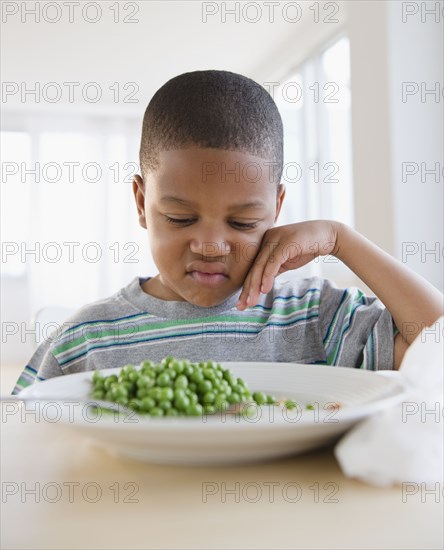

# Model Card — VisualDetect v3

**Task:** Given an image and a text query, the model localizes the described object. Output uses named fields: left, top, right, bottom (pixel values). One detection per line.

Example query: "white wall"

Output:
left=388, top=0, right=444, bottom=292
left=348, top=0, right=443, bottom=292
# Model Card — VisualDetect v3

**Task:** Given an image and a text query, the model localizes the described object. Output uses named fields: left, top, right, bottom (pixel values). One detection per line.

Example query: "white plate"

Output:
left=19, top=362, right=408, bottom=466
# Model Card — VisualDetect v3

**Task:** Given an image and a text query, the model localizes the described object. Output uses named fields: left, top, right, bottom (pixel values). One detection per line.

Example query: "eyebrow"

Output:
left=160, top=196, right=268, bottom=210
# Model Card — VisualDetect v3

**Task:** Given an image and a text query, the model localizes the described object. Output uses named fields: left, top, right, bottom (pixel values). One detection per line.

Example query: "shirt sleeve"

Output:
left=318, top=278, right=398, bottom=370
left=11, top=339, right=64, bottom=395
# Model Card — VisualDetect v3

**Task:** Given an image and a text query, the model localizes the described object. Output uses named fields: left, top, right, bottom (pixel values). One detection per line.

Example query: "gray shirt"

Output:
left=12, top=274, right=397, bottom=394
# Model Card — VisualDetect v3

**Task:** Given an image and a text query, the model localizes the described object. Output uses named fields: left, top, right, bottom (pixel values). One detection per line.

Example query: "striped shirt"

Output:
left=12, top=274, right=398, bottom=394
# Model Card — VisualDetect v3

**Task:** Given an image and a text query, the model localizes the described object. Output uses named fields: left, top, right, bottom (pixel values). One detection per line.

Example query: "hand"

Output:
left=236, top=220, right=340, bottom=310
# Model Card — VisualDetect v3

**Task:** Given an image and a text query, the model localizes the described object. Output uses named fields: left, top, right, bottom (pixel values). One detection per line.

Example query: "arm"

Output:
left=332, top=222, right=444, bottom=369
left=11, top=341, right=63, bottom=395
left=236, top=219, right=443, bottom=371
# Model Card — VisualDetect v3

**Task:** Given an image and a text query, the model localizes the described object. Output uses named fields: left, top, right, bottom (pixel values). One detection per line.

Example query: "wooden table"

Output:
left=1, top=398, right=442, bottom=550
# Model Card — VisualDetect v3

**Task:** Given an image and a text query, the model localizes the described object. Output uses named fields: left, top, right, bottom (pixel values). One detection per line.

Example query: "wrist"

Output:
left=330, top=221, right=350, bottom=259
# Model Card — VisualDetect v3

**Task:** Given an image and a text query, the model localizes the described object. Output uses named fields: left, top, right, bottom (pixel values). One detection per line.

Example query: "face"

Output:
left=133, top=147, right=285, bottom=307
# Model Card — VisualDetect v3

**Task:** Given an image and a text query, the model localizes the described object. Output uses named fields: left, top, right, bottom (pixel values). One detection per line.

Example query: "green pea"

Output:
left=103, top=376, right=116, bottom=390
left=227, top=392, right=240, bottom=404
left=174, top=394, right=190, bottom=411
left=184, top=365, right=194, bottom=377
left=241, top=403, right=258, bottom=419
left=204, top=404, right=216, bottom=415
left=160, top=387, right=174, bottom=401
left=137, top=375, right=155, bottom=388
left=140, top=397, right=156, bottom=411
left=187, top=393, right=198, bottom=405
left=128, top=371, right=139, bottom=383
left=253, top=392, right=267, bottom=405
left=157, top=372, right=171, bottom=387
left=267, top=395, right=277, bottom=405
left=203, top=369, right=216, bottom=381
left=141, top=365, right=156, bottom=377
left=175, top=375, right=188, bottom=390
left=167, top=368, right=177, bottom=379
left=222, top=369, right=233, bottom=381
left=136, top=388, right=149, bottom=399
left=92, top=370, right=104, bottom=383
left=128, top=398, right=142, bottom=411
left=110, top=385, right=128, bottom=400
left=122, top=364, right=136, bottom=374
left=186, top=403, right=203, bottom=416
left=161, top=356, right=174, bottom=367
left=155, top=363, right=166, bottom=374
left=214, top=394, right=229, bottom=411
left=174, top=388, right=186, bottom=400
left=147, top=387, right=162, bottom=401
left=199, top=380, right=213, bottom=394
left=285, top=400, right=298, bottom=410
left=191, top=370, right=204, bottom=384
left=158, top=399, right=172, bottom=411
left=93, top=378, right=105, bottom=390
left=123, top=381, right=135, bottom=393
left=92, top=390, right=104, bottom=400
left=149, top=407, right=164, bottom=417
left=306, top=403, right=315, bottom=410
left=114, top=396, right=129, bottom=406
left=203, top=391, right=216, bottom=404
left=171, top=360, right=184, bottom=373
left=166, top=408, right=179, bottom=417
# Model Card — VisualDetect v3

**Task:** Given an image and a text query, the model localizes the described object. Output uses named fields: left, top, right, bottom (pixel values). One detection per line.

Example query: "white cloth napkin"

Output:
left=335, top=315, right=444, bottom=487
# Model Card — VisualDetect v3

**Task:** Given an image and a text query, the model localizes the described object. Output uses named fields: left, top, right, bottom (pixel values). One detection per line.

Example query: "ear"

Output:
left=274, top=183, right=286, bottom=223
left=133, top=174, right=147, bottom=229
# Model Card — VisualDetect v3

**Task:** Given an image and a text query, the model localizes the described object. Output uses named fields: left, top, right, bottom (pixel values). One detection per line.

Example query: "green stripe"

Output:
left=54, top=301, right=320, bottom=355
left=325, top=302, right=354, bottom=364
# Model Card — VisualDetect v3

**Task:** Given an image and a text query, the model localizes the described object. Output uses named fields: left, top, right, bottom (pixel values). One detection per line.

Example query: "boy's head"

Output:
left=133, top=69, right=286, bottom=307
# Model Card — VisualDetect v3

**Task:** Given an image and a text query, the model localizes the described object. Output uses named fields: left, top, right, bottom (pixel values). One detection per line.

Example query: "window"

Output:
left=274, top=35, right=353, bottom=282
left=1, top=132, right=32, bottom=276
left=0, top=118, right=151, bottom=313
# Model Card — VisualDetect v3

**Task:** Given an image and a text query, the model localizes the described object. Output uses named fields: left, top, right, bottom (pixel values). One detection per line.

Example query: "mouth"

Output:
left=186, top=261, right=229, bottom=287
left=187, top=271, right=228, bottom=287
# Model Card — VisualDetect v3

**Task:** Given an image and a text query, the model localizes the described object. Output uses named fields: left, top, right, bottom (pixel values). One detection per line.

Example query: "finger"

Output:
left=260, top=245, right=291, bottom=294
left=245, top=242, right=279, bottom=306
left=236, top=269, right=253, bottom=309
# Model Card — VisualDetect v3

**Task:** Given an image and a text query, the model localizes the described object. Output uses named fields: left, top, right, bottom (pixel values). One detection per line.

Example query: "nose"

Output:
left=189, top=222, right=232, bottom=258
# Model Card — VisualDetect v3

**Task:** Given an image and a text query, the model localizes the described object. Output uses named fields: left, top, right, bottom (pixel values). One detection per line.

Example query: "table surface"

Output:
left=1, top=397, right=443, bottom=550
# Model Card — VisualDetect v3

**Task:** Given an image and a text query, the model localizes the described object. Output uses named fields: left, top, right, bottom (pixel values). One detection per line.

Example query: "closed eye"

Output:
left=164, top=216, right=258, bottom=229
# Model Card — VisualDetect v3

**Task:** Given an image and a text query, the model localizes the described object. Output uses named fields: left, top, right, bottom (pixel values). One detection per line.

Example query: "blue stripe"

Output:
left=323, top=289, right=349, bottom=345
left=24, top=365, right=38, bottom=374
left=57, top=289, right=320, bottom=343
left=58, top=313, right=319, bottom=367
left=330, top=296, right=367, bottom=364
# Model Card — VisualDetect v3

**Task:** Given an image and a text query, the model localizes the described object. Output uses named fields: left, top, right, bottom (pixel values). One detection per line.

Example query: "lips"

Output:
left=186, top=261, right=229, bottom=288
left=186, top=261, right=228, bottom=276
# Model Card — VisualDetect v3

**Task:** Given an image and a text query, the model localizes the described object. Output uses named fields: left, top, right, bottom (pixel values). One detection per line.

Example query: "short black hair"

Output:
left=139, top=70, right=283, bottom=189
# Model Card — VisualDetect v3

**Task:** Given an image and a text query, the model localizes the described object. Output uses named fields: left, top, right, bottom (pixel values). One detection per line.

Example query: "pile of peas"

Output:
left=91, top=356, right=276, bottom=417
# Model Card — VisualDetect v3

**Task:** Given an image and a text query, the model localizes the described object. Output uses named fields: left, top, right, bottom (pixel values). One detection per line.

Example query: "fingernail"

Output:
left=260, top=284, right=265, bottom=293
left=246, top=295, right=251, bottom=305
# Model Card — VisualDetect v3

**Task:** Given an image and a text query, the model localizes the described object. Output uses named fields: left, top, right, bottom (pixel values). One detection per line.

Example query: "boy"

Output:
left=12, top=70, right=443, bottom=394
